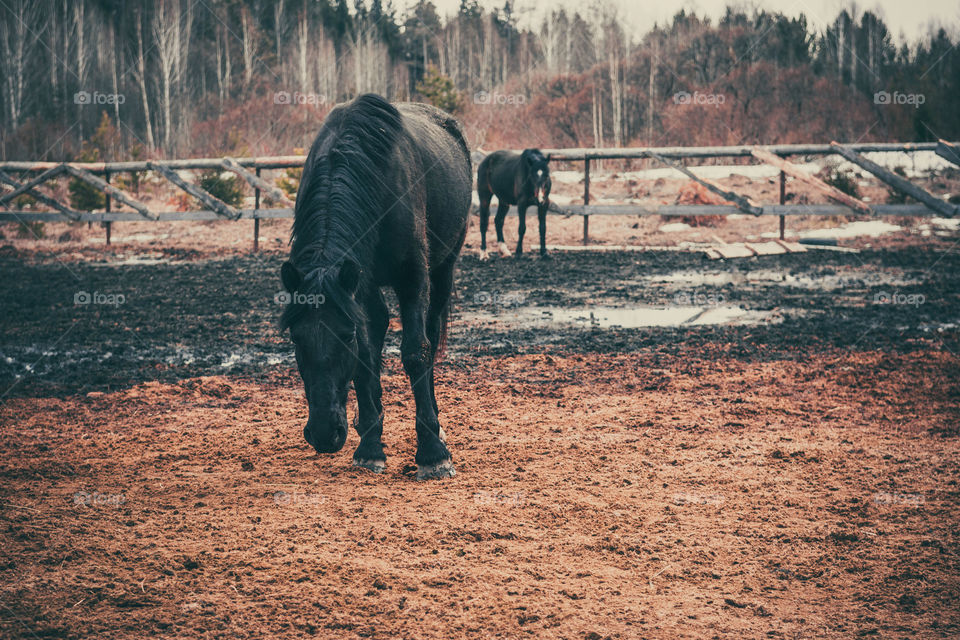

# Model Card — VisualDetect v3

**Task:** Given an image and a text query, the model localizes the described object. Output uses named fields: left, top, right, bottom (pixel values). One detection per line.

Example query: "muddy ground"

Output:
left=1, top=244, right=959, bottom=638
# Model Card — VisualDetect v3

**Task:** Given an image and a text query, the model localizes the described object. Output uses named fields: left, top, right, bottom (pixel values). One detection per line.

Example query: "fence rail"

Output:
left=1, top=141, right=956, bottom=249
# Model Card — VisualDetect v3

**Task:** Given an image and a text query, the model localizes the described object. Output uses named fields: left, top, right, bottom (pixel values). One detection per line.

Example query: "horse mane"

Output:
left=281, top=94, right=404, bottom=330
left=521, top=148, right=546, bottom=164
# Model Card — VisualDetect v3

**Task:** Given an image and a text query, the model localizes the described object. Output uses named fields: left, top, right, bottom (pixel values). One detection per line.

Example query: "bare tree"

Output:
left=350, top=26, right=389, bottom=95
left=295, top=9, right=309, bottom=93
left=133, top=11, right=156, bottom=150
left=274, top=0, right=286, bottom=65
left=0, top=0, right=42, bottom=130
left=241, top=6, right=257, bottom=91
left=314, top=29, right=338, bottom=103
left=71, top=0, right=90, bottom=136
left=154, top=0, right=192, bottom=153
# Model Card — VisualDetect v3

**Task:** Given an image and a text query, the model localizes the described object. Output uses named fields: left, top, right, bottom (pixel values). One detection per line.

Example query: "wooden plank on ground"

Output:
left=774, top=240, right=807, bottom=253
left=704, top=248, right=724, bottom=260
left=221, top=158, right=294, bottom=207
left=646, top=150, right=763, bottom=216
left=148, top=162, right=240, bottom=219
left=0, top=168, right=80, bottom=220
left=830, top=142, right=958, bottom=217
left=63, top=165, right=156, bottom=220
left=751, top=147, right=872, bottom=214
left=715, top=244, right=756, bottom=259
left=745, top=241, right=788, bottom=255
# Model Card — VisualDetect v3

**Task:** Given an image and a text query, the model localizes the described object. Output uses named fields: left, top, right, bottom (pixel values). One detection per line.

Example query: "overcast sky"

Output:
left=396, top=0, right=960, bottom=43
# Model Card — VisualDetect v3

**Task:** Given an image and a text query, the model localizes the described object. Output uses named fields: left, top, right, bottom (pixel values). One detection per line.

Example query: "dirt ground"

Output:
left=1, top=241, right=959, bottom=638
left=2, top=352, right=958, bottom=639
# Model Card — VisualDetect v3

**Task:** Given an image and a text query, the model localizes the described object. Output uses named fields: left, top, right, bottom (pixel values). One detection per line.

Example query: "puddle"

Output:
left=0, top=345, right=294, bottom=380
left=85, top=253, right=201, bottom=267
left=797, top=220, right=903, bottom=240
left=463, top=304, right=777, bottom=329
left=640, top=268, right=919, bottom=290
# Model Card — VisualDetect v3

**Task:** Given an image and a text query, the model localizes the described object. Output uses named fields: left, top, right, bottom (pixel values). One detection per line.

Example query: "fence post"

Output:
left=779, top=170, right=786, bottom=240
left=583, top=157, right=590, bottom=245
left=104, top=170, right=112, bottom=246
left=253, top=167, right=261, bottom=253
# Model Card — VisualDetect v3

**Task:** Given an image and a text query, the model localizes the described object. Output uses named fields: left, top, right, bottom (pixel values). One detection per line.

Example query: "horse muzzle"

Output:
left=303, top=420, right=347, bottom=454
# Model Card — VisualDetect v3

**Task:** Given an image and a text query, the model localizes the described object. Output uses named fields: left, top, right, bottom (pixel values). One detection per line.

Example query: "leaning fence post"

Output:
left=253, top=167, right=261, bottom=253
left=583, top=157, right=590, bottom=246
left=104, top=170, right=112, bottom=246
left=779, top=170, right=786, bottom=240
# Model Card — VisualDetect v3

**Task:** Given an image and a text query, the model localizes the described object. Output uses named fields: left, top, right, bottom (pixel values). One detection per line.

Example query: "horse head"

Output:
left=280, top=259, right=363, bottom=454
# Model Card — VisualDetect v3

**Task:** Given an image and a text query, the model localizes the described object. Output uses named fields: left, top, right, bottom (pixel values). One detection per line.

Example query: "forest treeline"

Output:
left=0, top=0, right=957, bottom=161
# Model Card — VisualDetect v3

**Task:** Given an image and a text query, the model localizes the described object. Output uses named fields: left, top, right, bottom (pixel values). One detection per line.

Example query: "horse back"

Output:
left=394, top=103, right=472, bottom=266
left=478, top=150, right=525, bottom=205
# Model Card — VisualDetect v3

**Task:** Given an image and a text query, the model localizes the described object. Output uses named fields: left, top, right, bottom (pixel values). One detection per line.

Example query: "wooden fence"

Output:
left=1, top=141, right=956, bottom=249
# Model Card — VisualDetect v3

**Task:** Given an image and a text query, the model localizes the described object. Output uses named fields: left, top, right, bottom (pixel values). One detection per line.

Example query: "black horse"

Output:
left=280, top=94, right=471, bottom=480
left=476, top=148, right=551, bottom=258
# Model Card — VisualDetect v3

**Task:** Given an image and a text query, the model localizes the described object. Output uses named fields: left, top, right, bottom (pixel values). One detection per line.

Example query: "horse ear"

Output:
left=338, top=260, right=361, bottom=295
left=281, top=261, right=302, bottom=293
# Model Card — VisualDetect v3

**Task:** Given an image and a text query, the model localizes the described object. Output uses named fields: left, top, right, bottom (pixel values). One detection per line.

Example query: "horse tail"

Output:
left=436, top=113, right=471, bottom=169
left=433, top=257, right=461, bottom=363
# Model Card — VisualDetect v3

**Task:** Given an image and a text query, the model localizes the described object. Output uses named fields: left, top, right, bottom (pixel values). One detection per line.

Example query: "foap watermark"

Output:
left=474, top=490, right=526, bottom=506
left=874, top=91, right=925, bottom=108
left=674, top=291, right=725, bottom=306
left=73, top=490, right=126, bottom=506
left=274, top=291, right=325, bottom=307
left=673, top=91, right=725, bottom=106
left=872, top=491, right=924, bottom=506
left=74, top=290, right=126, bottom=307
left=473, top=290, right=526, bottom=306
left=274, top=91, right=328, bottom=106
left=74, top=90, right=126, bottom=105
left=474, top=91, right=526, bottom=106
left=873, top=291, right=925, bottom=307
left=273, top=490, right=326, bottom=506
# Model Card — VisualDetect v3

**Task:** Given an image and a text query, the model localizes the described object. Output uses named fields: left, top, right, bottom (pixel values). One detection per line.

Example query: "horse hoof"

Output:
left=416, top=459, right=456, bottom=480
left=353, top=458, right=385, bottom=473
left=497, top=242, right=511, bottom=258
left=479, top=250, right=489, bottom=261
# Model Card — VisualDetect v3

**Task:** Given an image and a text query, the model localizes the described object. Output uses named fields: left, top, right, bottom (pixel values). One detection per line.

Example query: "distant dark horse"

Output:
left=280, top=94, right=471, bottom=479
left=477, top=149, right=551, bottom=258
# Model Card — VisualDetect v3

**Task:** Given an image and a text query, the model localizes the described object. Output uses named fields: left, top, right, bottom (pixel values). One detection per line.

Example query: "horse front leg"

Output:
left=494, top=202, right=511, bottom=258
left=352, top=290, right=389, bottom=473
left=516, top=201, right=529, bottom=256
left=478, top=197, right=491, bottom=260
left=398, top=281, right=454, bottom=479
left=537, top=202, right=549, bottom=258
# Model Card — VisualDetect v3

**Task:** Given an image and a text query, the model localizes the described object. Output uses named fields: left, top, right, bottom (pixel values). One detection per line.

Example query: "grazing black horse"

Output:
left=477, top=148, right=551, bottom=258
left=280, top=94, right=471, bottom=479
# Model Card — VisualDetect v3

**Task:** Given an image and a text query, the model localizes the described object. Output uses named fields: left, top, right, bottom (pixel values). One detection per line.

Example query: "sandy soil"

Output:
left=1, top=235, right=958, bottom=638
left=1, top=350, right=958, bottom=639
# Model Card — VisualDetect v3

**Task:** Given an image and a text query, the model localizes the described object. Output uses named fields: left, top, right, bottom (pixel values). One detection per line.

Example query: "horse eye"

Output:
left=335, top=330, right=355, bottom=344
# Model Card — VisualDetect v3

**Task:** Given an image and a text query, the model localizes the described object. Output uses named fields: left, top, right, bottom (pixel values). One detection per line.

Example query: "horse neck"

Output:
left=291, top=205, right=377, bottom=276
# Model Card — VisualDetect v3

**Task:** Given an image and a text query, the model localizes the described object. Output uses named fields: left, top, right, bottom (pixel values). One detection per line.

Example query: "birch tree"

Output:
left=0, top=0, right=42, bottom=130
